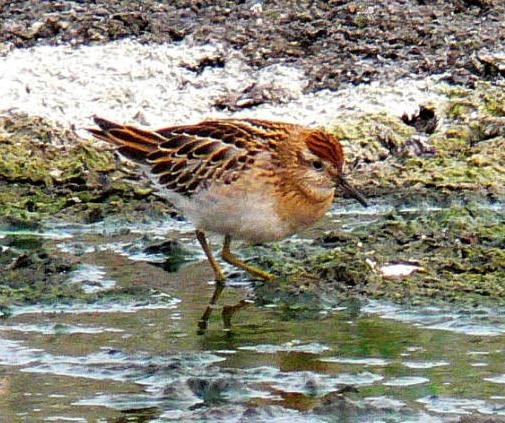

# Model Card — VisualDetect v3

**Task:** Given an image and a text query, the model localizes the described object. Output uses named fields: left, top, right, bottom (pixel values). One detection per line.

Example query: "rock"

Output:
left=401, top=105, right=438, bottom=134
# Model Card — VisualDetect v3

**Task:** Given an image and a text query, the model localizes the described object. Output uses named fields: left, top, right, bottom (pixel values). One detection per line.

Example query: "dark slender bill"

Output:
left=337, top=176, right=368, bottom=208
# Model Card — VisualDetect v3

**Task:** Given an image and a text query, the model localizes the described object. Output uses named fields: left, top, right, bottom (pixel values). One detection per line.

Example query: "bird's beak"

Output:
left=336, top=176, right=368, bottom=207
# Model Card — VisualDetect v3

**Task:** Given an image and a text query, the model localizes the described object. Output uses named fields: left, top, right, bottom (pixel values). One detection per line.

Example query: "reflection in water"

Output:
left=1, top=212, right=505, bottom=422
left=1, top=292, right=505, bottom=422
left=197, top=282, right=255, bottom=334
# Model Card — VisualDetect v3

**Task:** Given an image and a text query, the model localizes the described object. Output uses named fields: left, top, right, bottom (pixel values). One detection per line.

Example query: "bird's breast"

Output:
left=184, top=184, right=293, bottom=243
left=274, top=188, right=335, bottom=235
left=148, top=164, right=334, bottom=243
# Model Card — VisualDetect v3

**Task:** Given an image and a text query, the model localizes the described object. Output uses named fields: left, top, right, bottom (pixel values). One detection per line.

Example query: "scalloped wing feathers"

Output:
left=90, top=117, right=292, bottom=197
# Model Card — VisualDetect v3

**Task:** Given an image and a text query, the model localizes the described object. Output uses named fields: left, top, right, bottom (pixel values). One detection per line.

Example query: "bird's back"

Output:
left=89, top=117, right=292, bottom=198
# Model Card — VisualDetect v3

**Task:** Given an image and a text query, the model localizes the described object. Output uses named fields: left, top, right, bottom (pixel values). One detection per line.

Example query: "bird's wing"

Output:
left=89, top=117, right=290, bottom=197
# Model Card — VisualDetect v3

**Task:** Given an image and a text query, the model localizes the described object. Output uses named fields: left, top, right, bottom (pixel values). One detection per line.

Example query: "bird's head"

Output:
left=294, top=129, right=368, bottom=207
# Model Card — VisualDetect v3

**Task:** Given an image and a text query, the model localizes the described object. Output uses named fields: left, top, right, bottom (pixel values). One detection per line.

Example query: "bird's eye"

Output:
left=311, top=160, right=324, bottom=171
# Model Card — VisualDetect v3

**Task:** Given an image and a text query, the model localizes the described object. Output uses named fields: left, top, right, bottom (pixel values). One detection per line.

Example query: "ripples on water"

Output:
left=1, top=208, right=505, bottom=422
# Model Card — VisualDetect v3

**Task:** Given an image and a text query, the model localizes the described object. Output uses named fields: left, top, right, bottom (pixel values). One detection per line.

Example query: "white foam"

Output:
left=383, top=376, right=429, bottom=387
left=0, top=39, right=443, bottom=133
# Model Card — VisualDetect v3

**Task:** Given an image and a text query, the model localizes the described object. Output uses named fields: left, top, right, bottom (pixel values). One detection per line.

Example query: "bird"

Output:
left=88, top=117, right=368, bottom=284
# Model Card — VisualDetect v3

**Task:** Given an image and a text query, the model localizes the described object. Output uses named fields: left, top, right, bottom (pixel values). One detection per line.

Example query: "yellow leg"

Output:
left=221, top=235, right=273, bottom=281
left=195, top=230, right=225, bottom=283
left=196, top=233, right=272, bottom=333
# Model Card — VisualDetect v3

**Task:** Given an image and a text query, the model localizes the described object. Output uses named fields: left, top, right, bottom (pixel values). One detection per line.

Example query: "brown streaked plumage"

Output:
left=88, top=116, right=367, bottom=284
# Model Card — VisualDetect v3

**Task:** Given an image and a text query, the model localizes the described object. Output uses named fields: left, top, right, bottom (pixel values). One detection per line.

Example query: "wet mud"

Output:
left=1, top=1, right=505, bottom=421
left=1, top=1, right=504, bottom=91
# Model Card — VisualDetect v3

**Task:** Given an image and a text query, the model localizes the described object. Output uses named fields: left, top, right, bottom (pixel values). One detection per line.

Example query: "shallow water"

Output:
left=1, top=209, right=505, bottom=422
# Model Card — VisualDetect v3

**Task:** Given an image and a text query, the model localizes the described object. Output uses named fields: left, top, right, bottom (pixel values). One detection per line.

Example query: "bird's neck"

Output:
left=275, top=184, right=334, bottom=234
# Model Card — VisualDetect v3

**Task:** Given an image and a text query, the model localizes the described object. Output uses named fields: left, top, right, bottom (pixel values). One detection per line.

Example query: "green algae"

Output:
left=439, top=83, right=505, bottom=117
left=333, top=83, right=505, bottom=202
left=250, top=205, right=505, bottom=309
left=0, top=112, right=170, bottom=227
left=333, top=112, right=415, bottom=164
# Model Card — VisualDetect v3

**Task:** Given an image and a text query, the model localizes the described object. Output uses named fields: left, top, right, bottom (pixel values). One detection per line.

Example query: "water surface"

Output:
left=1, top=210, right=504, bottom=422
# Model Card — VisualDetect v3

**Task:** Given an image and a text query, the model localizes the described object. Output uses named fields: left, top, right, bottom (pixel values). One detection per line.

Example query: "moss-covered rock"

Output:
left=334, top=112, right=416, bottom=164
left=249, top=205, right=505, bottom=309
left=333, top=83, right=505, bottom=204
left=0, top=233, right=179, bottom=316
left=248, top=82, right=504, bottom=308
left=0, top=112, right=172, bottom=227
left=0, top=234, right=81, bottom=314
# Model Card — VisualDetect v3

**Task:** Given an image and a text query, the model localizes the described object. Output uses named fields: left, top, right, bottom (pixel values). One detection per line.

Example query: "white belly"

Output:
left=155, top=183, right=291, bottom=243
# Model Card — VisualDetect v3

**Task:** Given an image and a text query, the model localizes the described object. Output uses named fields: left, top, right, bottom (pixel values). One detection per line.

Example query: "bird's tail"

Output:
left=88, top=116, right=163, bottom=163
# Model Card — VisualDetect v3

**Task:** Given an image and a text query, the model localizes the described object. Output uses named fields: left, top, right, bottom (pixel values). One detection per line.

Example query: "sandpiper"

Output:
left=89, top=117, right=367, bottom=283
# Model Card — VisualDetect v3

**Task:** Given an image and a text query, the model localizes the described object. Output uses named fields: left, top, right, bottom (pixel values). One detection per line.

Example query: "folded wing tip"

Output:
left=93, top=116, right=120, bottom=132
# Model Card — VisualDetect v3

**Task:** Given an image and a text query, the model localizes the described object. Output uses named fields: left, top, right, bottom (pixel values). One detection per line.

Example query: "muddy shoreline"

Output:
left=1, top=81, right=504, bottom=312
left=1, top=3, right=505, bottom=421
left=1, top=1, right=504, bottom=92
left=1, top=1, right=504, bottom=310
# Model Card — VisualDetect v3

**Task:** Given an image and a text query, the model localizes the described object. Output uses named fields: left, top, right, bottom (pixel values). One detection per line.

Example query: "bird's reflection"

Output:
left=197, top=282, right=253, bottom=334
